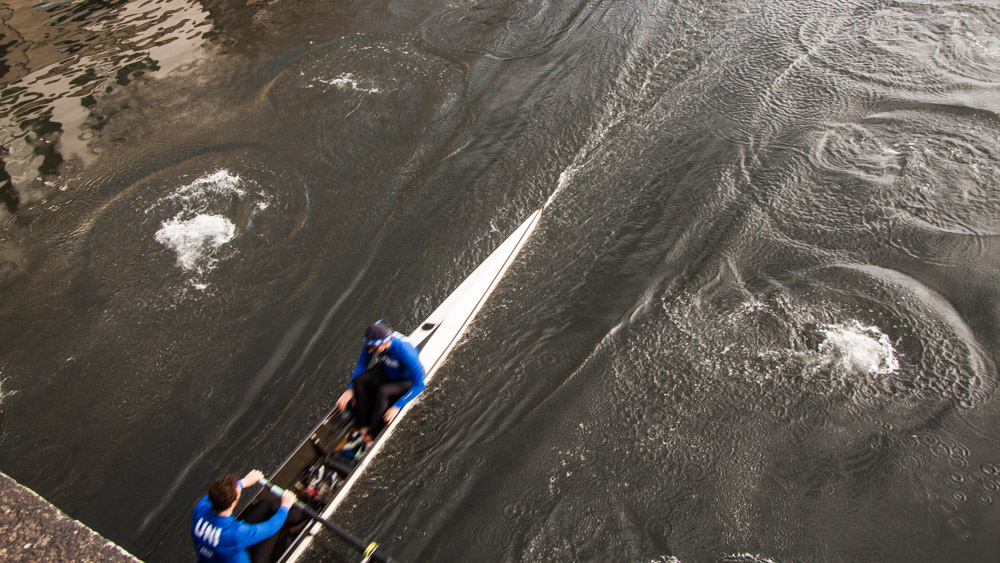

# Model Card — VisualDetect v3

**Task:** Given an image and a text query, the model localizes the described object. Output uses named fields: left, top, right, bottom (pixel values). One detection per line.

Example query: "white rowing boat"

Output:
left=241, top=207, right=543, bottom=562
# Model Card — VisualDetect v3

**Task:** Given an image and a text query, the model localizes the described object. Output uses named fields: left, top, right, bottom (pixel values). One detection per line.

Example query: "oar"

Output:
left=258, top=477, right=394, bottom=563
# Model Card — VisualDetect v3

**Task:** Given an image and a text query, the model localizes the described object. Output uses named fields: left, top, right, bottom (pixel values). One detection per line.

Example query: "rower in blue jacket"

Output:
left=191, top=470, right=296, bottom=563
left=336, top=320, right=426, bottom=444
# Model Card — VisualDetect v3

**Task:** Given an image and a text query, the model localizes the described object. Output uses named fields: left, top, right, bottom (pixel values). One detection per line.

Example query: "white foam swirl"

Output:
left=817, top=320, right=900, bottom=376
left=154, top=214, right=236, bottom=273
left=149, top=169, right=261, bottom=288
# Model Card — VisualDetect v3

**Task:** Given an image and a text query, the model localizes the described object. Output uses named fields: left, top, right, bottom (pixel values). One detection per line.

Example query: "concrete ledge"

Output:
left=0, top=471, right=140, bottom=562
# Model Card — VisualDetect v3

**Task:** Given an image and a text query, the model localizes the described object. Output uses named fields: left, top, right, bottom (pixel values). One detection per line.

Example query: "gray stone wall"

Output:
left=0, top=471, right=140, bottom=562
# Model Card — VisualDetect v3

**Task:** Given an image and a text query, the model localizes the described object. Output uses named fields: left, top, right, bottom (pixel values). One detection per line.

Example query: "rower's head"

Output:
left=208, top=474, right=240, bottom=513
left=364, top=320, right=392, bottom=353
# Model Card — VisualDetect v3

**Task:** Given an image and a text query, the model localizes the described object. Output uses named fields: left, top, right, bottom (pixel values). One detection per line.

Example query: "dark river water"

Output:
left=3, top=0, right=1000, bottom=561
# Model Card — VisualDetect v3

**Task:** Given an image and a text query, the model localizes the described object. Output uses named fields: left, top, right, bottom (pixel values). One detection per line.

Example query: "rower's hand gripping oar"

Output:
left=258, top=477, right=394, bottom=563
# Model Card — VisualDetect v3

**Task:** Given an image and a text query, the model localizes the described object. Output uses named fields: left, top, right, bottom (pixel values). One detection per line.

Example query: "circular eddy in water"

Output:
left=811, top=113, right=1000, bottom=237
left=777, top=108, right=1000, bottom=265
left=82, top=150, right=310, bottom=310
left=265, top=34, right=460, bottom=120
left=867, top=5, right=1000, bottom=87
left=264, top=34, right=464, bottom=171
left=799, top=3, right=1000, bottom=91
left=790, top=263, right=991, bottom=409
left=631, top=259, right=991, bottom=413
left=146, top=169, right=260, bottom=287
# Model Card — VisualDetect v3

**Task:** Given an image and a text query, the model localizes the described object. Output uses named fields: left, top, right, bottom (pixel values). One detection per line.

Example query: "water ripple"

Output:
left=265, top=35, right=459, bottom=118
left=0, top=0, right=215, bottom=217
left=798, top=3, right=1000, bottom=93
left=265, top=34, right=464, bottom=173
left=419, top=0, right=587, bottom=60
left=83, top=149, right=309, bottom=313
left=782, top=108, right=1000, bottom=266
left=866, top=4, right=1000, bottom=87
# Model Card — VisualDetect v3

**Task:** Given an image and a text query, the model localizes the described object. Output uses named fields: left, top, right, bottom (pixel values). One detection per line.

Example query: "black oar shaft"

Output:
left=258, top=478, right=393, bottom=563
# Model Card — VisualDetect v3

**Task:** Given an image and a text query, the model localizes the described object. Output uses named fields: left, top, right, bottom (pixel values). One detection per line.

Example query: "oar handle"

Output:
left=257, top=477, right=394, bottom=563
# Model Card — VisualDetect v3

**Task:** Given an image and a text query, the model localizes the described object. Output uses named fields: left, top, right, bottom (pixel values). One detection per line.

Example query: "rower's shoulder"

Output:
left=391, top=332, right=421, bottom=356
left=391, top=331, right=416, bottom=346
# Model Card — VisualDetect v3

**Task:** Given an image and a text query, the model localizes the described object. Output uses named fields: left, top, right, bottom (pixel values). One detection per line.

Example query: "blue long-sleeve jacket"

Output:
left=191, top=485, right=288, bottom=563
left=350, top=333, right=426, bottom=410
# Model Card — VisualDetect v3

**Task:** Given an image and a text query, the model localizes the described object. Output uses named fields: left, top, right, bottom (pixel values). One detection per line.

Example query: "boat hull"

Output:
left=239, top=208, right=542, bottom=562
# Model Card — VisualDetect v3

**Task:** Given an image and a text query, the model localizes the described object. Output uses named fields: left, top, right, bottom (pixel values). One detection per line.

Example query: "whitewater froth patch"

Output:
left=149, top=169, right=270, bottom=289
left=311, top=73, right=381, bottom=94
left=155, top=214, right=236, bottom=273
left=163, top=169, right=245, bottom=202
left=817, top=320, right=900, bottom=376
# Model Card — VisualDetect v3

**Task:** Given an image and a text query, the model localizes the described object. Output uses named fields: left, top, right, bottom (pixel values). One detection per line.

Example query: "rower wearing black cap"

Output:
left=336, top=320, right=426, bottom=444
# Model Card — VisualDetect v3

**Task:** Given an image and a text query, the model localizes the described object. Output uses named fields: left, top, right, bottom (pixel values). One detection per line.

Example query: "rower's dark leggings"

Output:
left=243, top=495, right=308, bottom=563
left=353, top=365, right=412, bottom=437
